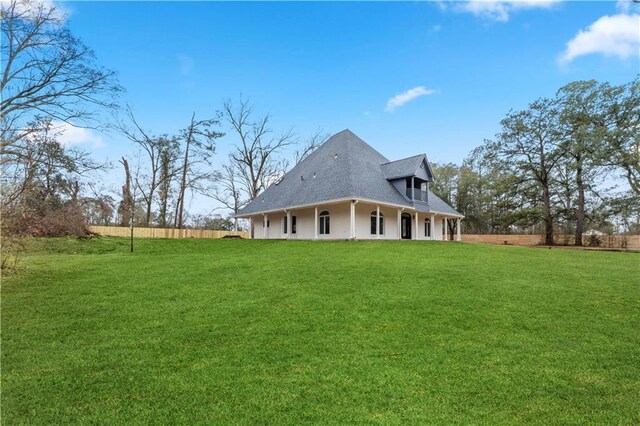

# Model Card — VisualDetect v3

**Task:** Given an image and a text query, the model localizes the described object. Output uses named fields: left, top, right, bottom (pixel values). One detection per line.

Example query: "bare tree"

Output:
left=116, top=106, right=179, bottom=226
left=222, top=98, right=296, bottom=200
left=0, top=118, right=106, bottom=236
left=157, top=144, right=179, bottom=227
left=207, top=160, right=246, bottom=231
left=1, top=0, right=121, bottom=158
left=294, top=129, right=329, bottom=164
left=174, top=113, right=224, bottom=229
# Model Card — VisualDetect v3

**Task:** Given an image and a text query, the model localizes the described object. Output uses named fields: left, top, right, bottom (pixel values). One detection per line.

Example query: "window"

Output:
left=425, top=218, right=431, bottom=237
left=370, top=211, right=384, bottom=235
left=292, top=216, right=297, bottom=234
left=283, top=216, right=287, bottom=234
left=319, top=210, right=330, bottom=235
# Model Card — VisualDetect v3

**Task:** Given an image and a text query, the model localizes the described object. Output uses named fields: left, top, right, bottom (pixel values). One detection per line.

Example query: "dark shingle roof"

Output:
left=236, top=129, right=462, bottom=217
left=381, top=155, right=426, bottom=180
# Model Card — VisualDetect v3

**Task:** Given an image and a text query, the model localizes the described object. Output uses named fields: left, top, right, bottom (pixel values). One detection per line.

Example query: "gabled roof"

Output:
left=381, top=154, right=430, bottom=180
left=236, top=129, right=462, bottom=217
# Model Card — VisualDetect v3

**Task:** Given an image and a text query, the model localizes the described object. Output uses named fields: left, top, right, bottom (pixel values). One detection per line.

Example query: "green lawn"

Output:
left=2, top=238, right=639, bottom=424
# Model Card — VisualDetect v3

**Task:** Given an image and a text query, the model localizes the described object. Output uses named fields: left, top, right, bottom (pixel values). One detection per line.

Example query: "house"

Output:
left=235, top=129, right=463, bottom=240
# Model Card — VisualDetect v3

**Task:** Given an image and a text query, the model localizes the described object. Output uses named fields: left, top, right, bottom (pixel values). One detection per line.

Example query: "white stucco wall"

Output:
left=250, top=201, right=452, bottom=241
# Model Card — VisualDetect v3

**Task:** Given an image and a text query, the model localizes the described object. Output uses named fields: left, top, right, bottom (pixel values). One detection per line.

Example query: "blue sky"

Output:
left=59, top=0, right=639, bottom=214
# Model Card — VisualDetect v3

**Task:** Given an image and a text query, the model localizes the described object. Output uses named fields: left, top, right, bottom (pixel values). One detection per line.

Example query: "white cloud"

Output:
left=449, top=0, right=562, bottom=22
left=432, top=24, right=442, bottom=32
left=558, top=13, right=640, bottom=64
left=0, top=0, right=69, bottom=22
left=615, top=0, right=637, bottom=13
left=52, top=121, right=104, bottom=148
left=385, top=86, right=437, bottom=112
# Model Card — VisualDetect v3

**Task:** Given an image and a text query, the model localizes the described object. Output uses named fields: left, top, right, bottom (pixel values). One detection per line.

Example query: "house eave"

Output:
left=235, top=197, right=464, bottom=219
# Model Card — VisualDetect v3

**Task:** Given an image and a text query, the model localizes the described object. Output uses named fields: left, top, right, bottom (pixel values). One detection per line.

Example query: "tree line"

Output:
left=1, top=0, right=326, bottom=238
left=429, top=79, right=640, bottom=246
left=1, top=0, right=638, bottom=248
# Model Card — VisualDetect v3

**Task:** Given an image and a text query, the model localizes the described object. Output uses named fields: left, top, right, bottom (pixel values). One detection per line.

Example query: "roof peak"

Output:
left=381, top=154, right=425, bottom=165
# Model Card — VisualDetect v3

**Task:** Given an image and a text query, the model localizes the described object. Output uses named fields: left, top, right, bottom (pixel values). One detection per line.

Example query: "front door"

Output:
left=401, top=213, right=412, bottom=239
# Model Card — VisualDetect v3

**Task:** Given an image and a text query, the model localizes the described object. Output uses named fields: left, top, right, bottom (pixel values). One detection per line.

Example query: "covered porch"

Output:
left=247, top=199, right=463, bottom=241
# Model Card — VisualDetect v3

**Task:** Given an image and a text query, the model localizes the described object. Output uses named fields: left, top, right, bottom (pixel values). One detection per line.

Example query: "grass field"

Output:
left=2, top=237, right=639, bottom=424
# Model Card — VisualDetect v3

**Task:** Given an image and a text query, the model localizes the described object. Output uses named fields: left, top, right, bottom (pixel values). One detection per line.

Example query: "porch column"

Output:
left=444, top=218, right=449, bottom=241
left=411, top=177, right=415, bottom=201
left=263, top=214, right=268, bottom=239
left=314, top=206, right=318, bottom=239
left=350, top=200, right=356, bottom=240
left=287, top=210, right=291, bottom=238
left=413, top=212, right=418, bottom=240
left=376, top=205, right=380, bottom=239
left=397, top=209, right=401, bottom=240
left=430, top=214, right=435, bottom=240
left=456, top=218, right=461, bottom=241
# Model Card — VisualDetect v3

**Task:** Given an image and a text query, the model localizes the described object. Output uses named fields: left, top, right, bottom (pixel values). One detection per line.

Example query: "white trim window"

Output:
left=319, top=210, right=330, bottom=235
left=370, top=211, right=384, bottom=235
left=425, top=218, right=431, bottom=237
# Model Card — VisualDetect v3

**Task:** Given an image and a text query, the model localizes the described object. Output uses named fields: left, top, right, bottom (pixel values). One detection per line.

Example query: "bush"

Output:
left=586, top=234, right=602, bottom=247
left=2, top=201, right=90, bottom=238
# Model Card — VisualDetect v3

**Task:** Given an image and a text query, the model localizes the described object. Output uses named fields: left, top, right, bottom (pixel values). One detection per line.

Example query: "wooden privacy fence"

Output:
left=89, top=226, right=249, bottom=239
left=462, top=234, right=640, bottom=249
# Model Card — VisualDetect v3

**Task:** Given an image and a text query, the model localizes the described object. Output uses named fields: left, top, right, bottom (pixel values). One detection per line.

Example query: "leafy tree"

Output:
left=601, top=77, right=640, bottom=195
left=190, top=214, right=235, bottom=231
left=557, top=80, right=609, bottom=245
left=492, top=99, right=564, bottom=245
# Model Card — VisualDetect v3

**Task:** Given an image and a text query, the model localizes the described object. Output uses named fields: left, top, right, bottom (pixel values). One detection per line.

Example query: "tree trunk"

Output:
left=175, top=113, right=195, bottom=229
left=542, top=184, right=554, bottom=245
left=574, top=157, right=585, bottom=246
left=119, top=157, right=132, bottom=227
left=145, top=191, right=153, bottom=226
left=158, top=151, right=171, bottom=228
left=144, top=171, right=155, bottom=226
